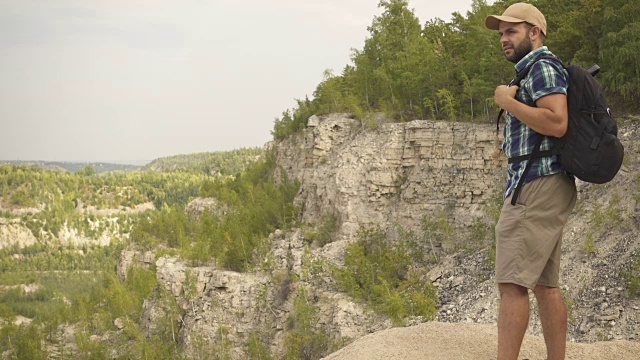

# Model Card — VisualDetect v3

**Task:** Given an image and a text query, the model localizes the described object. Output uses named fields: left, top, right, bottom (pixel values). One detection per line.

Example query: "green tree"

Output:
left=77, top=165, right=96, bottom=177
left=270, top=0, right=638, bottom=139
left=599, top=0, right=640, bottom=105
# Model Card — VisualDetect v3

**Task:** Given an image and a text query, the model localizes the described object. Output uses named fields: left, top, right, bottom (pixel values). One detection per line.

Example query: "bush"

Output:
left=246, top=331, right=273, bottom=360
left=627, top=254, right=640, bottom=297
left=333, top=226, right=437, bottom=325
left=0, top=324, right=48, bottom=360
left=315, top=212, right=339, bottom=247
left=283, top=287, right=330, bottom=360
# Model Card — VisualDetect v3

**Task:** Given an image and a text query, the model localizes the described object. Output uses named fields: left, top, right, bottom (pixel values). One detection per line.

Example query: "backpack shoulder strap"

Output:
left=495, top=55, right=566, bottom=133
left=536, top=55, right=565, bottom=68
left=510, top=135, right=544, bottom=206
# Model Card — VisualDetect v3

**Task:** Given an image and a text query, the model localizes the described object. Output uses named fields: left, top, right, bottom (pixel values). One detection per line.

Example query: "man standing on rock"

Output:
left=485, top=3, right=576, bottom=360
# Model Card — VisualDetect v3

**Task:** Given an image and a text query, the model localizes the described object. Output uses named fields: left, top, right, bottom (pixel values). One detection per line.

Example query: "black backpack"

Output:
left=497, top=55, right=624, bottom=205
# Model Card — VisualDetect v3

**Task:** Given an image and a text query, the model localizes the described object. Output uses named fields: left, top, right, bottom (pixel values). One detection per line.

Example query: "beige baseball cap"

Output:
left=485, top=3, right=547, bottom=35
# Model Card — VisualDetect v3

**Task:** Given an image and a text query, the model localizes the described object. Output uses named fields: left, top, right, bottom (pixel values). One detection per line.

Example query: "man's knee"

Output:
left=533, top=284, right=561, bottom=300
left=498, top=283, right=528, bottom=299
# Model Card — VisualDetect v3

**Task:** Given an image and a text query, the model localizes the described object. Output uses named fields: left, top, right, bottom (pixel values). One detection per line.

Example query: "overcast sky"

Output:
left=1, top=0, right=495, bottom=164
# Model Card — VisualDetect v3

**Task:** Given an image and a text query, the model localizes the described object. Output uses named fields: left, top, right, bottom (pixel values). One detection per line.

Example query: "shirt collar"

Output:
left=514, top=46, right=549, bottom=73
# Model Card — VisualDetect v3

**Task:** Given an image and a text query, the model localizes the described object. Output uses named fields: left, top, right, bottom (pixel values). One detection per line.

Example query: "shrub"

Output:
left=283, top=287, right=330, bottom=360
left=0, top=324, right=48, bottom=360
left=315, top=212, right=339, bottom=247
left=626, top=254, right=640, bottom=297
left=420, top=209, right=454, bottom=260
left=333, top=226, right=437, bottom=325
left=246, top=331, right=273, bottom=360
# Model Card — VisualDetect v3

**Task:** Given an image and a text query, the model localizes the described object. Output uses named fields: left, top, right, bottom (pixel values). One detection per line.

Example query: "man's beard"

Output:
left=505, top=36, right=533, bottom=63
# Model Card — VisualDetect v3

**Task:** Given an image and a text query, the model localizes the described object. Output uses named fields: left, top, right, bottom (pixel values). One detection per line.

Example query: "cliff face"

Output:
left=0, top=218, right=38, bottom=249
left=275, top=113, right=506, bottom=241
left=141, top=114, right=640, bottom=358
left=135, top=115, right=511, bottom=358
left=131, top=229, right=388, bottom=359
left=273, top=113, right=640, bottom=342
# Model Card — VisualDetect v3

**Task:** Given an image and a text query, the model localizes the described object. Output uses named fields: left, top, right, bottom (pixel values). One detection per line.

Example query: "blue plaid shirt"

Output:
left=503, top=46, right=569, bottom=199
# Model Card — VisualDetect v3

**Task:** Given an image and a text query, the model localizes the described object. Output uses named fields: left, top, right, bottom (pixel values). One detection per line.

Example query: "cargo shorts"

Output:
left=495, top=173, right=577, bottom=289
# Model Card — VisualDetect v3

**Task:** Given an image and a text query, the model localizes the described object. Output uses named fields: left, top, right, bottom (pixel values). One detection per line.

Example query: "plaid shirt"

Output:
left=503, top=46, right=569, bottom=199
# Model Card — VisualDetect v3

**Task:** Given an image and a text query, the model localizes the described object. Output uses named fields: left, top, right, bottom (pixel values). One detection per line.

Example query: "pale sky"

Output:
left=1, top=0, right=494, bottom=163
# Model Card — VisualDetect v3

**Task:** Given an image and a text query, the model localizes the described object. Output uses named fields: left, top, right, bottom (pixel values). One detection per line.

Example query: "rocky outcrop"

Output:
left=185, top=197, right=227, bottom=220
left=76, top=199, right=155, bottom=216
left=0, top=218, right=38, bottom=249
left=143, top=228, right=387, bottom=359
left=117, top=250, right=156, bottom=281
left=57, top=218, right=124, bottom=246
left=0, top=201, right=44, bottom=216
left=276, top=114, right=505, bottom=241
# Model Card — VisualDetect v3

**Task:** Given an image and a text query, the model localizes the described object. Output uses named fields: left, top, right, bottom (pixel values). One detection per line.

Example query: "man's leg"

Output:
left=498, top=282, right=529, bottom=360
left=534, top=285, right=567, bottom=360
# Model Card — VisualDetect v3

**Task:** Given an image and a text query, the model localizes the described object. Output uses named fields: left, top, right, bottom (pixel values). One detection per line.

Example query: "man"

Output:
left=485, top=3, right=577, bottom=360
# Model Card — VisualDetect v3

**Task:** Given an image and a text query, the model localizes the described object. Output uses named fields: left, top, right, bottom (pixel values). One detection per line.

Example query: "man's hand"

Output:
left=494, top=85, right=519, bottom=110
left=493, top=83, right=569, bottom=137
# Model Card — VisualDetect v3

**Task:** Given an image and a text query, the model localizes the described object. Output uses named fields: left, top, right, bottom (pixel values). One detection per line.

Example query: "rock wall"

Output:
left=275, top=113, right=506, bottom=240
left=0, top=218, right=38, bottom=249
left=138, top=229, right=387, bottom=359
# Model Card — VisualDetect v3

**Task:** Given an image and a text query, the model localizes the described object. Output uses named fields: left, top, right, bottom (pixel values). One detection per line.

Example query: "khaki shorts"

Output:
left=495, top=173, right=576, bottom=289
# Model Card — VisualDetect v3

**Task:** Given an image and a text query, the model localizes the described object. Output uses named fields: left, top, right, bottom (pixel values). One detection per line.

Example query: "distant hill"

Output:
left=143, top=147, right=263, bottom=175
left=0, top=160, right=141, bottom=174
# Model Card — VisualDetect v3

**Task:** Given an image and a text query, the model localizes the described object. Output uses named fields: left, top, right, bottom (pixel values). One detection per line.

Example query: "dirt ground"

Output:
left=322, top=322, right=640, bottom=360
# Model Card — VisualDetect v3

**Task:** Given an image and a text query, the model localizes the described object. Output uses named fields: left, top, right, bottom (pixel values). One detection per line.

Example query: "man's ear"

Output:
left=530, top=26, right=542, bottom=41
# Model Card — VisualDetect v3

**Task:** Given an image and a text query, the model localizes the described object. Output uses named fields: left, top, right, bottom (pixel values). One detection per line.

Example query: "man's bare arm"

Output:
left=494, top=85, right=568, bottom=137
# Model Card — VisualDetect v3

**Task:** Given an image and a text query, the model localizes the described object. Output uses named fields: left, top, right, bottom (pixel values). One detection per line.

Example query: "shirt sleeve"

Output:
left=526, top=59, right=568, bottom=103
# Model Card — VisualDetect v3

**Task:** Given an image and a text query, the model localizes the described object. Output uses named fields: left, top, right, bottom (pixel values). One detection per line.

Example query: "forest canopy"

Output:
left=272, top=0, right=640, bottom=140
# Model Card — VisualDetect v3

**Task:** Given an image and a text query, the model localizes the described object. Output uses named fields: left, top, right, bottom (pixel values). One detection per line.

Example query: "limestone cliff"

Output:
left=0, top=218, right=38, bottom=249
left=275, top=113, right=506, bottom=241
